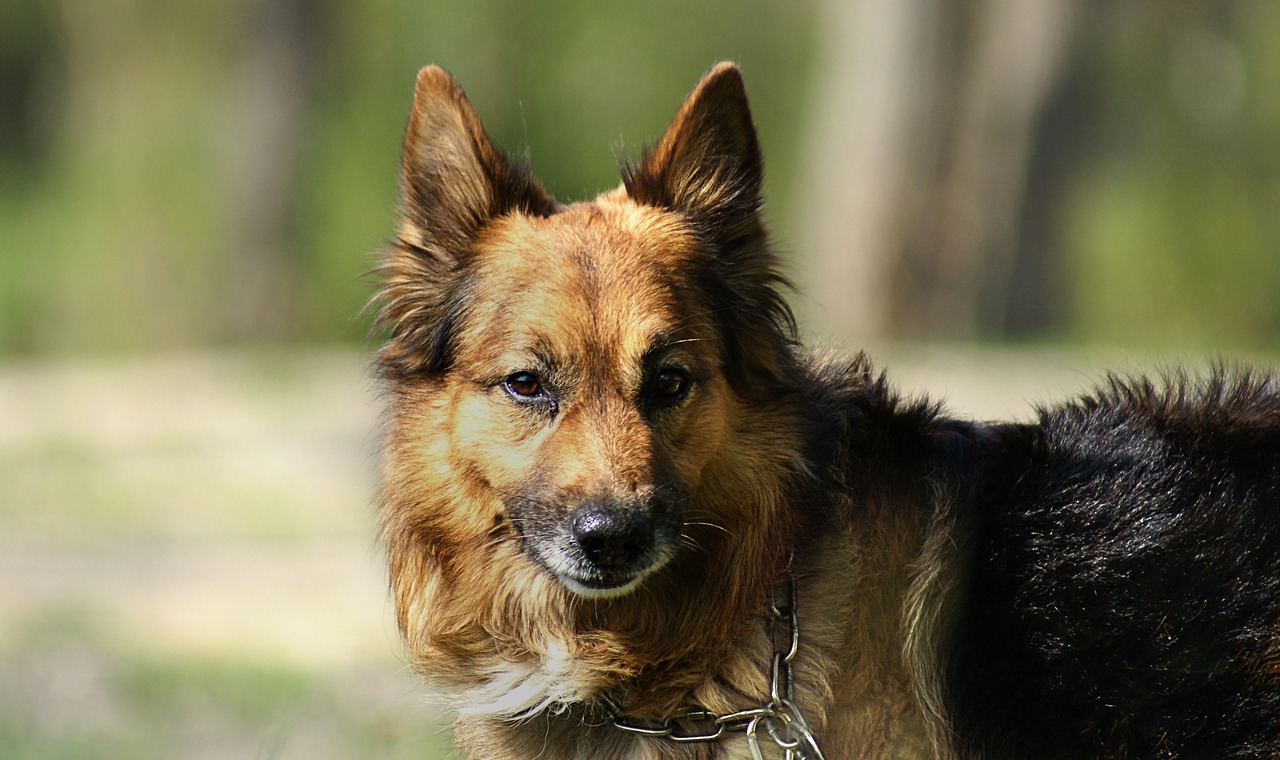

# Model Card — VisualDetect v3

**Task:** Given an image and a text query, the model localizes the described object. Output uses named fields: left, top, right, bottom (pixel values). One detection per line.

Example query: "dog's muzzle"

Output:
left=513, top=494, right=679, bottom=599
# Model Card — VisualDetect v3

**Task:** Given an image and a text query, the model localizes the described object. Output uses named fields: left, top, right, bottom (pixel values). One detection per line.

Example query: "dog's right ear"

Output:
left=374, top=67, right=553, bottom=378
left=398, top=66, right=554, bottom=254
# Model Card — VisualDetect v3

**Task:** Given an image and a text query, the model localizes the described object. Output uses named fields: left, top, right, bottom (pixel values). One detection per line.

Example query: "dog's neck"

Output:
left=573, top=514, right=801, bottom=720
left=605, top=567, right=829, bottom=758
left=626, top=490, right=941, bottom=756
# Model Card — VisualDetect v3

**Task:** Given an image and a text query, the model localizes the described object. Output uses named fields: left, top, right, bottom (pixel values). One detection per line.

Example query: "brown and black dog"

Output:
left=372, top=63, right=1280, bottom=758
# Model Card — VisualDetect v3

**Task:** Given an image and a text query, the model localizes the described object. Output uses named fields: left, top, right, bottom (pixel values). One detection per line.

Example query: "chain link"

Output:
left=608, top=567, right=826, bottom=759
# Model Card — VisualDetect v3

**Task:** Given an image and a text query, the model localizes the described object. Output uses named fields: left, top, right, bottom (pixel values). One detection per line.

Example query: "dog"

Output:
left=371, top=62, right=1280, bottom=759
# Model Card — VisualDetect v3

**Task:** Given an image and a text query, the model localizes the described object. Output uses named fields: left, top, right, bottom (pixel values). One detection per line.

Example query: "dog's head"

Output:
left=375, top=64, right=797, bottom=610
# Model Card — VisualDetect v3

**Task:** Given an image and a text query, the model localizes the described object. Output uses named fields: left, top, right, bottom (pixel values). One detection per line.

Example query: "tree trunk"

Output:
left=799, top=0, right=1075, bottom=341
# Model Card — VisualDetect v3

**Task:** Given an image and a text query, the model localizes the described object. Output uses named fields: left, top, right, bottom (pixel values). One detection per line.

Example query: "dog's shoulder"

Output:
left=795, top=349, right=973, bottom=491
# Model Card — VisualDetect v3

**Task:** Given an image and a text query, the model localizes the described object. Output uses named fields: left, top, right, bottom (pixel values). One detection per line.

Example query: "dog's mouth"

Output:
left=557, top=564, right=658, bottom=598
left=512, top=500, right=681, bottom=599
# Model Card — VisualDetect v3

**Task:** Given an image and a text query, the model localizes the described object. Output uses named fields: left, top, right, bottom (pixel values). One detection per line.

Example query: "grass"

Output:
left=0, top=627, right=457, bottom=760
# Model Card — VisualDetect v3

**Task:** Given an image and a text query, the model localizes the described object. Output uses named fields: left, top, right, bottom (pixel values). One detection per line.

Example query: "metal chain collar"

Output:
left=606, top=572, right=826, bottom=759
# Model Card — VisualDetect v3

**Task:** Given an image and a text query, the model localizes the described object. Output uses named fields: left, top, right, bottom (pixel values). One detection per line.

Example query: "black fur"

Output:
left=934, top=369, right=1280, bottom=758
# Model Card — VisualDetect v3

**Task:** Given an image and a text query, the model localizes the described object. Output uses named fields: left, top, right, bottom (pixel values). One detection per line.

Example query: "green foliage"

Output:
left=1062, top=4, right=1280, bottom=350
left=2, top=1, right=1280, bottom=353
left=0, top=0, right=816, bottom=355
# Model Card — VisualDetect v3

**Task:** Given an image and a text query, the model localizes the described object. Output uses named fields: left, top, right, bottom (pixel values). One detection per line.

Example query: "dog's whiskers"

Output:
left=679, top=535, right=706, bottom=553
left=683, top=519, right=732, bottom=537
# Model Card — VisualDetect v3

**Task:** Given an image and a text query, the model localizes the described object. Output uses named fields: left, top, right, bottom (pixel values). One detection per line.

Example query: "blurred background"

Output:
left=2, top=1, right=1278, bottom=758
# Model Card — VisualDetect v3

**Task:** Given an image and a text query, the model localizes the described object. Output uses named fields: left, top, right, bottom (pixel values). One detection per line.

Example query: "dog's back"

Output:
left=945, top=372, right=1280, bottom=757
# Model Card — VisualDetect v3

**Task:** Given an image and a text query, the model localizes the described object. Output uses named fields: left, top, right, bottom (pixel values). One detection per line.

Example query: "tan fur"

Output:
left=375, top=63, right=944, bottom=758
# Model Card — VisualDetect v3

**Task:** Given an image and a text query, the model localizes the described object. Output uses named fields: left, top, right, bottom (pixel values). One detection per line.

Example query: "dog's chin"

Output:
left=558, top=571, right=648, bottom=600
left=537, top=550, right=673, bottom=600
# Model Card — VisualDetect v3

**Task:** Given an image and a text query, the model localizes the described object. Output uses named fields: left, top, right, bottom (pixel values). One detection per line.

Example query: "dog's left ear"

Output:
left=623, top=62, right=764, bottom=249
left=625, top=63, right=796, bottom=391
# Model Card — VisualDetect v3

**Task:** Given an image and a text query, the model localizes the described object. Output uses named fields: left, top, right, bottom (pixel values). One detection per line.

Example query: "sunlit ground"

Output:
left=0, top=345, right=1261, bottom=758
left=0, top=351, right=455, bottom=760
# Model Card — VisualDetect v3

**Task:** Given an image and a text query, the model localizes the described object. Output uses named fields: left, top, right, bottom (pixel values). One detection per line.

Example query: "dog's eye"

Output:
left=504, top=372, right=544, bottom=399
left=651, top=367, right=690, bottom=400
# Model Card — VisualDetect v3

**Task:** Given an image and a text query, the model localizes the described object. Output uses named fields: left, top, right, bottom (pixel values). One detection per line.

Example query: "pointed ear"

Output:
left=622, top=62, right=764, bottom=246
left=399, top=65, right=554, bottom=255
left=374, top=68, right=553, bottom=379
left=624, top=64, right=797, bottom=394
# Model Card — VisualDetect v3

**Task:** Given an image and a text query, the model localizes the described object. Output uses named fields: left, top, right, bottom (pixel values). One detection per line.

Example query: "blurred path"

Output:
left=0, top=350, right=392, bottom=663
left=0, top=350, right=455, bottom=759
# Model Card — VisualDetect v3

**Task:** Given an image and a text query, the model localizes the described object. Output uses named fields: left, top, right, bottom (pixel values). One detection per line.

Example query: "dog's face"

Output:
left=376, top=64, right=795, bottom=605
left=421, top=203, right=737, bottom=598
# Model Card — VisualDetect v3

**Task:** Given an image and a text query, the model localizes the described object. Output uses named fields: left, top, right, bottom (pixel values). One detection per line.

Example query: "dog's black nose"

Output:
left=572, top=507, right=653, bottom=570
